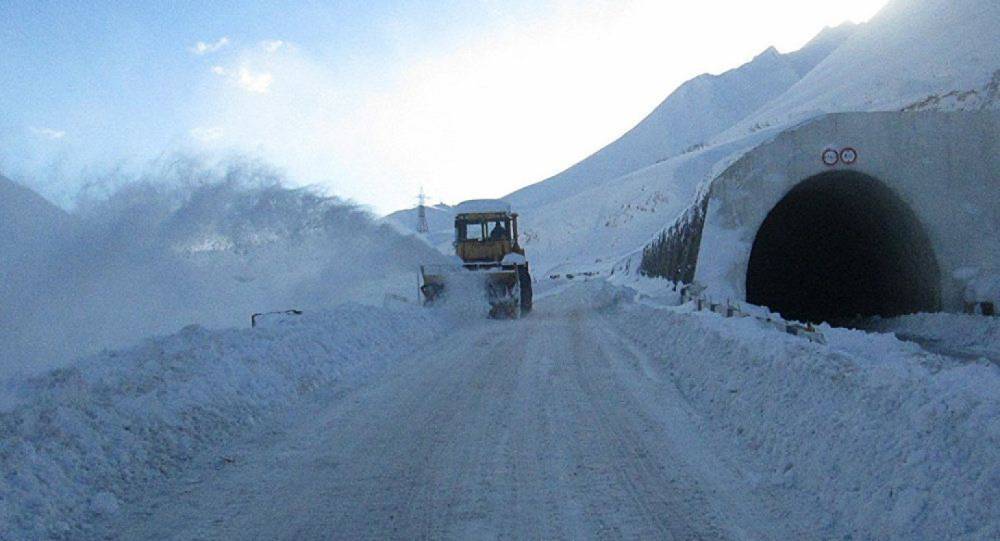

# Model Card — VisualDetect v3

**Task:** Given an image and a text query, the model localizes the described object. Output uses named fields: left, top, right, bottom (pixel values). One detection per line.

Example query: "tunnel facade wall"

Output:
left=694, top=111, right=1000, bottom=313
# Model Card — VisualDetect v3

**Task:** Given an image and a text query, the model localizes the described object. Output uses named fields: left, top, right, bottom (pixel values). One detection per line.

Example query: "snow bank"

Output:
left=607, top=296, right=1000, bottom=539
left=864, top=313, right=1000, bottom=362
left=0, top=303, right=447, bottom=540
left=608, top=272, right=684, bottom=308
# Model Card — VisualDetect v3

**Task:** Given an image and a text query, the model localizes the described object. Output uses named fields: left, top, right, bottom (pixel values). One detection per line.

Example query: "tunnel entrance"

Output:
left=746, top=171, right=940, bottom=324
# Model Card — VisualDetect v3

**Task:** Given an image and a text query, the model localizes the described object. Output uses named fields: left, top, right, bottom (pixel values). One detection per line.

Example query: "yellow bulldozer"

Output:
left=420, top=200, right=533, bottom=318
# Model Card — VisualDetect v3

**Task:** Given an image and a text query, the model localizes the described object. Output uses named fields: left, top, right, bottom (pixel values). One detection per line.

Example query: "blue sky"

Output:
left=1, top=0, right=887, bottom=213
left=1, top=1, right=479, bottom=195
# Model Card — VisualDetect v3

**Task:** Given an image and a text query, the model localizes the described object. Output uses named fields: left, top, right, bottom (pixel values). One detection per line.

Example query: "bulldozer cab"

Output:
left=454, top=212, right=522, bottom=265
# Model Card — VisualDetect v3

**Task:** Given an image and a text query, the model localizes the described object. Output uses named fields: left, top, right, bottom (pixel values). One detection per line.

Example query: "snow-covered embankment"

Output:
left=605, top=286, right=999, bottom=539
left=0, top=303, right=446, bottom=540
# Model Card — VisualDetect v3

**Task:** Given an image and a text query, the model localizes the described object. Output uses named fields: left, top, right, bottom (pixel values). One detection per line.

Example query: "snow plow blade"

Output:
left=420, top=264, right=532, bottom=319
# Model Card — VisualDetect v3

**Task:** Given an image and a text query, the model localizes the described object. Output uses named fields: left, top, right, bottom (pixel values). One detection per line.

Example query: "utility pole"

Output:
left=417, top=187, right=430, bottom=234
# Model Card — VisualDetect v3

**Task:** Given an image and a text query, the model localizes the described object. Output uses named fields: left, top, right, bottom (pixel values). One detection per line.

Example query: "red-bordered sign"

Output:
left=822, top=148, right=840, bottom=166
left=840, top=147, right=858, bottom=165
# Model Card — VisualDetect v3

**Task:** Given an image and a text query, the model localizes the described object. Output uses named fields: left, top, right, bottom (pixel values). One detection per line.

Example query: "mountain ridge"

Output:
left=505, top=22, right=860, bottom=211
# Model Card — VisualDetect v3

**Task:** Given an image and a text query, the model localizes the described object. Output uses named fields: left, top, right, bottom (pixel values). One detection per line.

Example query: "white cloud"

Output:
left=30, top=127, right=66, bottom=140
left=190, top=37, right=230, bottom=56
left=236, top=68, right=273, bottom=93
left=189, top=126, right=225, bottom=143
left=210, top=65, right=274, bottom=94
left=261, top=40, right=285, bottom=53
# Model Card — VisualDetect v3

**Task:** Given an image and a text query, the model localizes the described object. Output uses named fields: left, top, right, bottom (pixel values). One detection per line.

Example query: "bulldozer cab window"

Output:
left=462, top=222, right=486, bottom=241
left=457, top=218, right=510, bottom=242
left=487, top=220, right=510, bottom=241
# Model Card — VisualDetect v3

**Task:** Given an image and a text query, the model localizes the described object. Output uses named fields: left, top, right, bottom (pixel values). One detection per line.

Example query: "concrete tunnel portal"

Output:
left=745, top=170, right=941, bottom=324
left=642, top=113, right=999, bottom=321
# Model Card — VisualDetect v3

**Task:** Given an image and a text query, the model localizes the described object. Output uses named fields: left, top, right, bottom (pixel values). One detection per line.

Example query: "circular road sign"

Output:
left=840, top=147, right=858, bottom=165
left=822, top=148, right=840, bottom=166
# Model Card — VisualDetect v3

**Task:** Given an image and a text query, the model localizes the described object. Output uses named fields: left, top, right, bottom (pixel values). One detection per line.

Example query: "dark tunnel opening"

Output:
left=746, top=170, right=940, bottom=325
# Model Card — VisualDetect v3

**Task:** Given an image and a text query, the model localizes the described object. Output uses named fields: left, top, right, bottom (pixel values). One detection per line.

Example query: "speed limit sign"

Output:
left=840, top=147, right=858, bottom=165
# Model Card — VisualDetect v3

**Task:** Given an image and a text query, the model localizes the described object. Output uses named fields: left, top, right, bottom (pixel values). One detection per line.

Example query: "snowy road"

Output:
left=111, top=306, right=771, bottom=540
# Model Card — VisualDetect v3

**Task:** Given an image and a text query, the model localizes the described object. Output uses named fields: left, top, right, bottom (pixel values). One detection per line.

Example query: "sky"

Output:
left=0, top=0, right=889, bottom=214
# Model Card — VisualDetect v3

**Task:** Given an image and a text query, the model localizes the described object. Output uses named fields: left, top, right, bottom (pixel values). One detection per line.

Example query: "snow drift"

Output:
left=0, top=161, right=445, bottom=378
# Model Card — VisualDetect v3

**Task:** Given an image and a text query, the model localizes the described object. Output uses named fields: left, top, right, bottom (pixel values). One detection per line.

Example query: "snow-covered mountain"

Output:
left=506, top=22, right=859, bottom=213
left=0, top=174, right=72, bottom=262
left=503, top=0, right=1000, bottom=275
left=382, top=202, right=457, bottom=254
left=725, top=0, right=1000, bottom=137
